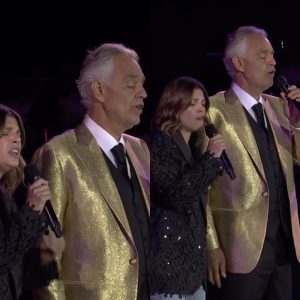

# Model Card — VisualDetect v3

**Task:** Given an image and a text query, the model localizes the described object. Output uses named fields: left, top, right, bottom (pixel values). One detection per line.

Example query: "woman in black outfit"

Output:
left=148, top=77, right=225, bottom=300
left=0, top=104, right=51, bottom=300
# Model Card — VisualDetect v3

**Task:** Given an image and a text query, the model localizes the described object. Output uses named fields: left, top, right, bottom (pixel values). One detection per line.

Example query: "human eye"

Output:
left=258, top=51, right=268, bottom=60
left=127, top=81, right=138, bottom=89
left=190, top=99, right=197, bottom=106
left=0, top=131, right=9, bottom=138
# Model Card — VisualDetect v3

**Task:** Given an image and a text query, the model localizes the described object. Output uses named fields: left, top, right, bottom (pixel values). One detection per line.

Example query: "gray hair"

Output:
left=223, top=26, right=268, bottom=77
left=76, top=43, right=139, bottom=109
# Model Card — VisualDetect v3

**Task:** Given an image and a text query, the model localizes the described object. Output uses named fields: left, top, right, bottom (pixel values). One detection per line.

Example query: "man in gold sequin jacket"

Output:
left=31, top=43, right=150, bottom=300
left=198, top=26, right=300, bottom=300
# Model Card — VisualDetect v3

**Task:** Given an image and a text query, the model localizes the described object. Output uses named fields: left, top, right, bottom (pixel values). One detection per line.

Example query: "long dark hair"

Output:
left=0, top=104, right=26, bottom=196
left=153, top=76, right=209, bottom=136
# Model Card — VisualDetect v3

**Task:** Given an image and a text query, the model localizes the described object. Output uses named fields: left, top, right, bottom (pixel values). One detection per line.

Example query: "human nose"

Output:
left=11, top=132, right=21, bottom=144
left=137, top=84, right=147, bottom=99
left=269, top=54, right=276, bottom=66
left=196, top=102, right=205, bottom=112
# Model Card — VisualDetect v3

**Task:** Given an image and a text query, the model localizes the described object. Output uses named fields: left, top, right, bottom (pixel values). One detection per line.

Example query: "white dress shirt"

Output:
left=84, top=115, right=131, bottom=176
left=232, top=82, right=267, bottom=128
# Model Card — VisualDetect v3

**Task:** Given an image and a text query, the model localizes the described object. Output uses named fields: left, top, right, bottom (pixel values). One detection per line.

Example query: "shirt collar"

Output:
left=83, top=115, right=125, bottom=157
left=232, top=82, right=265, bottom=111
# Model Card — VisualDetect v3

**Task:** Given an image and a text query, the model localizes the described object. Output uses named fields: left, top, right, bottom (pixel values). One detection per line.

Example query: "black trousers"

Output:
left=208, top=233, right=292, bottom=300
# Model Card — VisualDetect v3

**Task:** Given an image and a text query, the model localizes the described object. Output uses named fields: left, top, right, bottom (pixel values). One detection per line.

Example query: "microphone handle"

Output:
left=220, top=152, right=236, bottom=180
left=44, top=201, right=63, bottom=238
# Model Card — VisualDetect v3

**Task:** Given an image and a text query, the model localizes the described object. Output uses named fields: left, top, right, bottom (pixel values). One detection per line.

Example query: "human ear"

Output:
left=232, top=56, right=244, bottom=72
left=91, top=80, right=105, bottom=102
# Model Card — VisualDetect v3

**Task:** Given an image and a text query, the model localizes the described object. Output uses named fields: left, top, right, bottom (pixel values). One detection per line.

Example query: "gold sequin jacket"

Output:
left=32, top=122, right=150, bottom=300
left=197, top=89, right=300, bottom=273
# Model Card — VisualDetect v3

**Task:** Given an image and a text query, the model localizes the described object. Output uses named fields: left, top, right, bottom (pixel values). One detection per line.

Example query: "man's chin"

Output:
left=263, top=82, right=273, bottom=92
left=125, top=118, right=141, bottom=131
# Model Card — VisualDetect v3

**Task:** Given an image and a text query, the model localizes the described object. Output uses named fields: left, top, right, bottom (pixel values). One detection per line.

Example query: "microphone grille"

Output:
left=274, top=75, right=289, bottom=94
left=24, top=164, right=39, bottom=184
left=205, top=124, right=218, bottom=138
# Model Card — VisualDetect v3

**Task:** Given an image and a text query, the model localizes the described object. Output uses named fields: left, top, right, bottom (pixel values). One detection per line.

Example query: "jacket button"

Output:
left=262, top=192, right=268, bottom=197
left=129, top=258, right=137, bottom=265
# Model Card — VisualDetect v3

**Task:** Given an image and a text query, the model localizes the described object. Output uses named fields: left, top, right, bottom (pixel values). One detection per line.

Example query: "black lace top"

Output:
left=0, top=190, right=47, bottom=300
left=148, top=131, right=223, bottom=297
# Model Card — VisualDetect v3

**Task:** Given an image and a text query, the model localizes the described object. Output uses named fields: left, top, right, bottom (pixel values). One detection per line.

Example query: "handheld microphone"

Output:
left=205, top=124, right=236, bottom=180
left=274, top=75, right=290, bottom=95
left=24, top=164, right=63, bottom=238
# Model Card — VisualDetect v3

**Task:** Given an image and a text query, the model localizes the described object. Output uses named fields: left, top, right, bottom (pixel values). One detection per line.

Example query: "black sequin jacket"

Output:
left=0, top=190, right=46, bottom=300
left=148, top=131, right=223, bottom=297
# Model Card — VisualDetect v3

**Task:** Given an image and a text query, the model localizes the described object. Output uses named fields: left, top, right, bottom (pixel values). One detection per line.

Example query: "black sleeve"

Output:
left=22, top=249, right=59, bottom=289
left=150, top=132, right=223, bottom=208
left=0, top=204, right=47, bottom=275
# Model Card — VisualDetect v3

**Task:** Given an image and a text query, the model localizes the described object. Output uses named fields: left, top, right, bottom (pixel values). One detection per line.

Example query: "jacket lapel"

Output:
left=73, top=123, right=134, bottom=245
left=223, top=89, right=266, bottom=181
left=124, top=139, right=150, bottom=216
left=172, top=132, right=194, bottom=167
left=263, top=98, right=293, bottom=179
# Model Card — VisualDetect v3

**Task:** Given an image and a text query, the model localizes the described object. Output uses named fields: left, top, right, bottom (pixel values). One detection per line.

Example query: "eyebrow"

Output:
left=259, top=49, right=274, bottom=55
left=125, top=74, right=146, bottom=83
left=191, top=97, right=205, bottom=102
left=3, top=126, right=21, bottom=133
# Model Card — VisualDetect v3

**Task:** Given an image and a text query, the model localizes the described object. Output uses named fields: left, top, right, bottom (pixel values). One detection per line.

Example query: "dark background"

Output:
left=1, top=1, right=300, bottom=160
left=1, top=1, right=300, bottom=298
